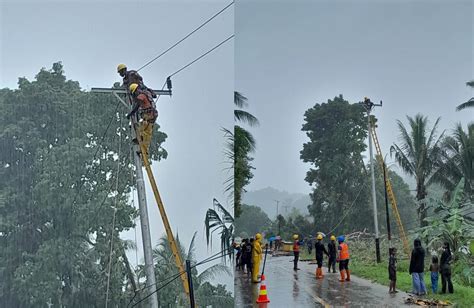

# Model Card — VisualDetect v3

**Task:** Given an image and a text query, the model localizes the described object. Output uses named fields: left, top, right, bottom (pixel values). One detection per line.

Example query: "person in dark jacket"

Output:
left=327, top=235, right=337, bottom=273
left=409, top=238, right=427, bottom=295
left=241, top=239, right=252, bottom=276
left=314, top=234, right=329, bottom=279
left=440, top=242, right=454, bottom=294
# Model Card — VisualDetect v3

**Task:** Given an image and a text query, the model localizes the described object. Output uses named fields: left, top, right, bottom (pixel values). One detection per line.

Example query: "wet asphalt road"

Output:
left=234, top=256, right=410, bottom=307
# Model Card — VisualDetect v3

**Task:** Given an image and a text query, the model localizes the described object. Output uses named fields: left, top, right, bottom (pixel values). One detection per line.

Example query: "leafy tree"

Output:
left=0, top=63, right=167, bottom=307
left=456, top=80, right=474, bottom=111
left=390, top=114, right=444, bottom=227
left=234, top=91, right=258, bottom=217
left=234, top=204, right=272, bottom=238
left=421, top=178, right=474, bottom=256
left=372, top=164, right=417, bottom=235
left=432, top=123, right=473, bottom=198
left=301, top=95, right=372, bottom=234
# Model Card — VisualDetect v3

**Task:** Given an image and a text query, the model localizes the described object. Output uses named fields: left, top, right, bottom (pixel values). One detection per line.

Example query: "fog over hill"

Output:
left=242, top=187, right=311, bottom=219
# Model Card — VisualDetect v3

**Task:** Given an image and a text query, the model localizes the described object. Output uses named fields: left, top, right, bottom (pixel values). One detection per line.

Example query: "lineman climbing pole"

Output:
left=369, top=120, right=411, bottom=257
left=91, top=85, right=189, bottom=306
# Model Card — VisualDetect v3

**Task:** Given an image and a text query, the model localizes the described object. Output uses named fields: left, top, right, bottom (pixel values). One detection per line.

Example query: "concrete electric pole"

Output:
left=91, top=87, right=171, bottom=307
left=361, top=97, right=382, bottom=263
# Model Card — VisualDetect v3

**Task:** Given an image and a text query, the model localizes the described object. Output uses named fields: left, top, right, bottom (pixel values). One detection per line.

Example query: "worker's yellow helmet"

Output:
left=293, top=234, right=298, bottom=240
left=117, top=63, right=127, bottom=72
left=317, top=234, right=323, bottom=240
left=129, top=83, right=139, bottom=94
left=330, top=235, right=336, bottom=241
left=255, top=233, right=262, bottom=240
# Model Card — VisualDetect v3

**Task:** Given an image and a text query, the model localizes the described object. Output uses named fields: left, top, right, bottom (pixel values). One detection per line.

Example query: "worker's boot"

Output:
left=320, top=267, right=325, bottom=278
left=345, top=270, right=351, bottom=281
left=339, top=270, right=346, bottom=282
left=316, top=268, right=322, bottom=279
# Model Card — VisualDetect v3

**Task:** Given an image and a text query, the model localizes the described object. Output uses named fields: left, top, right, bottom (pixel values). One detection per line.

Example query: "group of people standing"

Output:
left=234, top=233, right=265, bottom=283
left=389, top=239, right=454, bottom=295
left=293, top=234, right=351, bottom=282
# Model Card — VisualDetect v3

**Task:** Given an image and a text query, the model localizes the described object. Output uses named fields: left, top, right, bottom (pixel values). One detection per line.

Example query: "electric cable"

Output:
left=137, top=1, right=234, bottom=72
left=167, top=34, right=234, bottom=79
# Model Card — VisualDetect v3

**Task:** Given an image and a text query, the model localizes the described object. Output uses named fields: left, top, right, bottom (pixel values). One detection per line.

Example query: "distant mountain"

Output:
left=242, top=187, right=311, bottom=218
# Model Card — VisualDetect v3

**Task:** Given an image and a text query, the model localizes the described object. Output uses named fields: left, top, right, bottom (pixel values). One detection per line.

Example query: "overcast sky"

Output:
left=1, top=0, right=233, bottom=287
left=236, top=0, right=473, bottom=195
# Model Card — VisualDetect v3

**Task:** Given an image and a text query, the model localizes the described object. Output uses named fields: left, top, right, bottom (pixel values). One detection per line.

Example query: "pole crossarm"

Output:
left=91, top=87, right=172, bottom=96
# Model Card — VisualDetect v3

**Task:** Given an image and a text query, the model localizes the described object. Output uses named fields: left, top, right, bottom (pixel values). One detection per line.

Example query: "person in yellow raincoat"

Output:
left=252, top=233, right=263, bottom=283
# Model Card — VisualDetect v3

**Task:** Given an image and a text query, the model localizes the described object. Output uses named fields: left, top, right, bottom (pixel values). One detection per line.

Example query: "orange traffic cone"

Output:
left=256, top=274, right=270, bottom=304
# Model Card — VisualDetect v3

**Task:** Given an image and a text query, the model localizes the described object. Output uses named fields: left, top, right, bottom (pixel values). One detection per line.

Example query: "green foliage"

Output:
left=373, top=165, right=417, bottom=235
left=431, top=123, right=473, bottom=198
left=390, top=114, right=444, bottom=227
left=234, top=204, right=272, bottom=238
left=301, top=95, right=372, bottom=233
left=234, top=91, right=258, bottom=217
left=421, top=179, right=474, bottom=255
left=0, top=63, right=167, bottom=307
left=204, top=199, right=234, bottom=260
left=351, top=254, right=474, bottom=307
left=456, top=80, right=474, bottom=111
left=149, top=232, right=233, bottom=307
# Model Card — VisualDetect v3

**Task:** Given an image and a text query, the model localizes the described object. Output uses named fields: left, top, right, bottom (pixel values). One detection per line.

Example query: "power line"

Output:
left=168, top=34, right=234, bottom=78
left=137, top=1, right=234, bottom=72
left=128, top=248, right=232, bottom=307
left=326, top=183, right=368, bottom=235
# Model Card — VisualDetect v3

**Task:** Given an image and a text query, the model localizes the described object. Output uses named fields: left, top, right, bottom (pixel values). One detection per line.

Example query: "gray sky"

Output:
left=1, top=0, right=233, bottom=287
left=236, top=0, right=473, bottom=195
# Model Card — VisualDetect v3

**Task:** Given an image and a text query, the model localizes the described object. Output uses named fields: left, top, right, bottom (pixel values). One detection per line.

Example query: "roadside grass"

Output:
left=351, top=258, right=474, bottom=307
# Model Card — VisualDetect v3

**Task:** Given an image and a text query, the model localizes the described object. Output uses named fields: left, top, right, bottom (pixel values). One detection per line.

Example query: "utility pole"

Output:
left=360, top=97, right=382, bottom=263
left=383, top=160, right=392, bottom=249
left=91, top=87, right=171, bottom=308
left=273, top=200, right=280, bottom=235
left=186, top=260, right=196, bottom=308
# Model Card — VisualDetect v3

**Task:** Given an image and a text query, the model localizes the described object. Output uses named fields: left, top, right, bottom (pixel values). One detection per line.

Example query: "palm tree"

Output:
left=390, top=114, right=444, bottom=227
left=204, top=198, right=234, bottom=259
left=234, top=91, right=259, bottom=127
left=431, top=123, right=473, bottom=198
left=148, top=232, right=232, bottom=307
left=456, top=80, right=474, bottom=111
left=234, top=91, right=259, bottom=216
